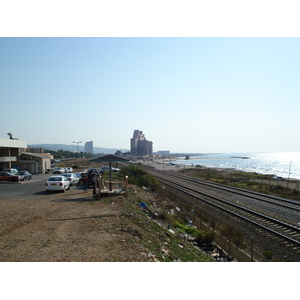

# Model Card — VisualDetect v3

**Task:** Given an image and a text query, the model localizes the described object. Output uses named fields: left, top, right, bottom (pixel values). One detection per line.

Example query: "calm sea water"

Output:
left=172, top=152, right=300, bottom=180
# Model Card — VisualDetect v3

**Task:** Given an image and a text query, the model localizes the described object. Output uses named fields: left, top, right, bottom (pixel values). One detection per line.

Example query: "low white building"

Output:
left=19, top=152, right=53, bottom=174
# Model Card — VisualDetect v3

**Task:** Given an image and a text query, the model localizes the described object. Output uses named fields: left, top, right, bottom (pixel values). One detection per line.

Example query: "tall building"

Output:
left=85, top=141, right=93, bottom=154
left=130, top=130, right=153, bottom=155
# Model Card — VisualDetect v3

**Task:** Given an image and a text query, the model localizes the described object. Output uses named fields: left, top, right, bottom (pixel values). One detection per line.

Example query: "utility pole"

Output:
left=287, top=161, right=292, bottom=189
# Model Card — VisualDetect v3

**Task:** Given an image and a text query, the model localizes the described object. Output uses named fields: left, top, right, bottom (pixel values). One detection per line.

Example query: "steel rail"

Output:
left=149, top=168, right=300, bottom=211
left=155, top=174, right=300, bottom=247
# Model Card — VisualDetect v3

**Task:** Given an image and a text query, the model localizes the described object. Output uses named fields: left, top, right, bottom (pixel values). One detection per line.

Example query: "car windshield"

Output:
left=18, top=171, right=25, bottom=175
left=48, top=177, right=62, bottom=181
left=62, top=174, right=70, bottom=177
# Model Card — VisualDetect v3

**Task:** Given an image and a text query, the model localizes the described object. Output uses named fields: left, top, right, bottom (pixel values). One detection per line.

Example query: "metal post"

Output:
left=98, top=175, right=101, bottom=199
left=125, top=176, right=128, bottom=197
left=287, top=161, right=292, bottom=189
left=251, top=237, right=254, bottom=262
left=109, top=161, right=112, bottom=191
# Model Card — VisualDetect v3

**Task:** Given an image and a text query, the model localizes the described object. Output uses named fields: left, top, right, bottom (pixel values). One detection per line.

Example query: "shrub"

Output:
left=195, top=230, right=214, bottom=243
left=119, top=165, right=160, bottom=191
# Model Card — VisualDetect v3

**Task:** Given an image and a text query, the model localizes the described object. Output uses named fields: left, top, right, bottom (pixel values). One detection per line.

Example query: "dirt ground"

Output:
left=0, top=187, right=159, bottom=262
left=0, top=182, right=213, bottom=262
left=0, top=158, right=212, bottom=262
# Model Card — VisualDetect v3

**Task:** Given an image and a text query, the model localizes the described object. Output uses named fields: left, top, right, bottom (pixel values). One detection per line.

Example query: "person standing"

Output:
left=92, top=170, right=99, bottom=196
left=81, top=173, right=88, bottom=192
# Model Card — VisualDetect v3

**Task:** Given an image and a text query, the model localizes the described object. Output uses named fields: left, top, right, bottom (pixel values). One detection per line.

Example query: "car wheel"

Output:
left=62, top=186, right=66, bottom=192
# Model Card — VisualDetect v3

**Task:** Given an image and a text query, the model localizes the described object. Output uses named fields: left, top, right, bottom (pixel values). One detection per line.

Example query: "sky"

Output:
left=1, top=4, right=300, bottom=154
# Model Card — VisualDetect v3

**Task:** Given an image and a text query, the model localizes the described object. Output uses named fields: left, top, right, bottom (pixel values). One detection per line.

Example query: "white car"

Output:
left=99, top=166, right=110, bottom=173
left=2, top=168, right=18, bottom=175
left=45, top=176, right=71, bottom=192
left=61, top=173, right=80, bottom=186
left=53, top=167, right=65, bottom=174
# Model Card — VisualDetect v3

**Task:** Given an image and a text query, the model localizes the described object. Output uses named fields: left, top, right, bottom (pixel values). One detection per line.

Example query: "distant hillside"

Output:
left=28, top=144, right=129, bottom=154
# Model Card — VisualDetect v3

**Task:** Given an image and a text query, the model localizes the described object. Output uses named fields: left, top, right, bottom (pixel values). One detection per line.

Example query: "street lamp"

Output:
left=73, top=141, right=82, bottom=158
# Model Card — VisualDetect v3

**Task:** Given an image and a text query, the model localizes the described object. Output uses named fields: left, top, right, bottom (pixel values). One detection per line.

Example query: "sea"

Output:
left=172, top=152, right=300, bottom=180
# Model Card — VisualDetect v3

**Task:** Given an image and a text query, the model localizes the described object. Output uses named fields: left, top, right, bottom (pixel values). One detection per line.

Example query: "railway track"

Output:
left=144, top=167, right=300, bottom=255
left=164, top=171, right=300, bottom=211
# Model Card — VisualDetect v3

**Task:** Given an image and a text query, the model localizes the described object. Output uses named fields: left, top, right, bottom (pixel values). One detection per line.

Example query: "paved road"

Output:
left=0, top=174, right=57, bottom=199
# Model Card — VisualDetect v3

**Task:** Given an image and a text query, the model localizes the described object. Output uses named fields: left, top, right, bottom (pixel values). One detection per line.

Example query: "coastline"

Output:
left=148, top=159, right=300, bottom=191
left=152, top=152, right=300, bottom=181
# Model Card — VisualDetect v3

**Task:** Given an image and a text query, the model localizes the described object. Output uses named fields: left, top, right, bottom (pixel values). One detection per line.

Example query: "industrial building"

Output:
left=0, top=135, right=52, bottom=174
left=130, top=130, right=153, bottom=155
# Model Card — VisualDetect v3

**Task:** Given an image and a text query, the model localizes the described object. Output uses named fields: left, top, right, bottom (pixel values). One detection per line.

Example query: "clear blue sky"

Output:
left=1, top=37, right=299, bottom=153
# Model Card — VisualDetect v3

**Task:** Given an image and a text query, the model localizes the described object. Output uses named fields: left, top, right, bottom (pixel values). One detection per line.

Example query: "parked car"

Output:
left=99, top=166, right=110, bottom=173
left=273, top=176, right=283, bottom=180
left=53, top=167, right=65, bottom=174
left=61, top=173, right=80, bottom=186
left=45, top=176, right=70, bottom=192
left=0, top=171, right=20, bottom=182
left=2, top=168, right=18, bottom=175
left=65, top=167, right=73, bottom=173
left=75, top=172, right=87, bottom=186
left=17, top=171, right=32, bottom=180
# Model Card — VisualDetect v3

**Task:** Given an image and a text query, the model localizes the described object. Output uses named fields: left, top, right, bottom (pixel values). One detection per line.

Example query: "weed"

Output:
left=180, top=168, right=300, bottom=200
left=220, top=225, right=244, bottom=247
left=176, top=222, right=198, bottom=235
left=262, top=250, right=273, bottom=260
left=195, top=230, right=214, bottom=244
left=158, top=210, right=168, bottom=220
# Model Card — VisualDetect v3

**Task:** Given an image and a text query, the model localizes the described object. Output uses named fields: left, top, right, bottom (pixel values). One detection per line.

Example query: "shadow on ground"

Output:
left=45, top=213, right=118, bottom=221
